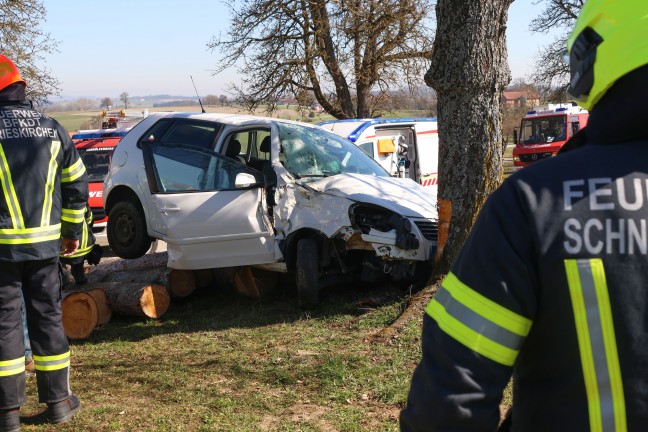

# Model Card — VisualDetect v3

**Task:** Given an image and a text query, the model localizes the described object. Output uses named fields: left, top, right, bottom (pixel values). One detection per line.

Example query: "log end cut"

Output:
left=62, top=291, right=98, bottom=340
left=140, top=284, right=171, bottom=319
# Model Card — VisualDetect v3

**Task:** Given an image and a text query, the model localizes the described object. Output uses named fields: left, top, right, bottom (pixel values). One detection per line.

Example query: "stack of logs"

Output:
left=61, top=268, right=212, bottom=340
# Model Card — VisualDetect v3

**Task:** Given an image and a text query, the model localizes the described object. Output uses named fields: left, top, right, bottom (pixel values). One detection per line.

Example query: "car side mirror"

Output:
left=513, top=128, right=518, bottom=145
left=234, top=172, right=258, bottom=188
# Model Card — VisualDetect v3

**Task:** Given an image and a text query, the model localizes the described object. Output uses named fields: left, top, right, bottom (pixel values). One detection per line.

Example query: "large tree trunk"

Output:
left=378, top=0, right=512, bottom=338
left=430, top=0, right=512, bottom=272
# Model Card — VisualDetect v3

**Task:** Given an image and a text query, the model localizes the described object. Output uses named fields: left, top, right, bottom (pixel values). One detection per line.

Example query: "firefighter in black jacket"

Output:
left=59, top=206, right=103, bottom=285
left=0, top=55, right=87, bottom=431
left=401, top=2, right=648, bottom=431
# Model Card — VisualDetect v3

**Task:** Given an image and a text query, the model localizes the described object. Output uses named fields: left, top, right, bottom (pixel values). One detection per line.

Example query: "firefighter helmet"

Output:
left=566, top=0, right=648, bottom=110
left=0, top=54, right=26, bottom=91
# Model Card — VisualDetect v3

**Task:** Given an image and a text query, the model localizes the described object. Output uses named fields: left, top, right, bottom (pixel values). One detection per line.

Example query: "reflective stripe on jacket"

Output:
left=0, top=101, right=88, bottom=261
left=401, top=139, right=648, bottom=431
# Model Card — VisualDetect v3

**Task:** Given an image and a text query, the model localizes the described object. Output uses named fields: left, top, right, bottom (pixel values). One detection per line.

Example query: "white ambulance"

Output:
left=318, top=118, right=439, bottom=196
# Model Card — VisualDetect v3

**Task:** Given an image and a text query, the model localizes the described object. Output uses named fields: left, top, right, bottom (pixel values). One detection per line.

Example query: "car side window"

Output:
left=151, top=145, right=261, bottom=192
left=160, top=121, right=219, bottom=149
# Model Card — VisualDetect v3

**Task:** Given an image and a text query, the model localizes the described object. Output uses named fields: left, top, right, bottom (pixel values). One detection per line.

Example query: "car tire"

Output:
left=107, top=200, right=152, bottom=259
left=296, top=238, right=320, bottom=309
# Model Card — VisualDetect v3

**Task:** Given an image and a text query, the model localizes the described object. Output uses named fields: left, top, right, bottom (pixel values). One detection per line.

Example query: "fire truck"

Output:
left=512, top=103, right=588, bottom=170
left=72, top=110, right=148, bottom=237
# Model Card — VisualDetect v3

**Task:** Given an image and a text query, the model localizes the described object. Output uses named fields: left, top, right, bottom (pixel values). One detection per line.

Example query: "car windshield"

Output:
left=277, top=122, right=389, bottom=179
left=78, top=149, right=113, bottom=182
left=519, top=116, right=567, bottom=145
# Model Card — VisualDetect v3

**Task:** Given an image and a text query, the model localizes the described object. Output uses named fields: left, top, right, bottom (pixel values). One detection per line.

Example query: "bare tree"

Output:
left=0, top=0, right=60, bottom=106
left=530, top=0, right=583, bottom=102
left=208, top=0, right=434, bottom=119
left=119, top=92, right=129, bottom=109
left=100, top=97, right=113, bottom=110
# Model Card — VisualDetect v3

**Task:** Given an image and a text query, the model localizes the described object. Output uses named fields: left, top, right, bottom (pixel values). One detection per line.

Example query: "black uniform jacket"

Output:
left=401, top=67, right=648, bottom=431
left=0, top=86, right=88, bottom=261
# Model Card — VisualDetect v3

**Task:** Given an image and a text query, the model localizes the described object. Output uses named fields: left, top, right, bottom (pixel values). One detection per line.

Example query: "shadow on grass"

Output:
left=72, top=279, right=410, bottom=346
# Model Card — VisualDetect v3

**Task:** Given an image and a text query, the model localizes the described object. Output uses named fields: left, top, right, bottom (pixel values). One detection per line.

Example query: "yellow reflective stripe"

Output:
left=33, top=351, right=70, bottom=372
left=0, top=143, right=25, bottom=229
left=565, top=259, right=626, bottom=432
left=61, top=207, right=86, bottom=224
left=0, top=224, right=61, bottom=244
left=0, top=357, right=25, bottom=376
left=442, top=272, right=532, bottom=336
left=427, top=299, right=520, bottom=366
left=41, top=140, right=61, bottom=226
left=61, top=157, right=85, bottom=182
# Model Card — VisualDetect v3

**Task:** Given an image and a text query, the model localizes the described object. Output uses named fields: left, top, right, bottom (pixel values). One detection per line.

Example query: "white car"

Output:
left=103, top=112, right=438, bottom=307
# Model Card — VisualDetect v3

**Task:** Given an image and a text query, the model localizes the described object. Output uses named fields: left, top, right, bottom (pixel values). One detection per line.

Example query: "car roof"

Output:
left=146, top=111, right=323, bottom=129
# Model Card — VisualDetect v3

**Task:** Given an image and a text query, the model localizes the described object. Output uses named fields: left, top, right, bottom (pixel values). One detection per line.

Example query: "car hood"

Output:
left=301, top=173, right=437, bottom=219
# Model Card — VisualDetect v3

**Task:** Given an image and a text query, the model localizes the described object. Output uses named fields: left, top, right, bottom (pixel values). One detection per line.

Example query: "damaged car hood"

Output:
left=300, top=173, right=437, bottom=219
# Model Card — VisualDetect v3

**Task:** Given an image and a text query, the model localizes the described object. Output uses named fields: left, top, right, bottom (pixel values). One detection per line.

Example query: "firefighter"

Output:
left=59, top=206, right=103, bottom=285
left=400, top=2, right=648, bottom=431
left=0, top=55, right=87, bottom=431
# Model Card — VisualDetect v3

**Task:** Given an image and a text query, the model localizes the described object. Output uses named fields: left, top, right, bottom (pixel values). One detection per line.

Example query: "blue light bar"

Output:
left=555, top=107, right=568, bottom=112
left=318, top=117, right=438, bottom=142
left=527, top=110, right=537, bottom=115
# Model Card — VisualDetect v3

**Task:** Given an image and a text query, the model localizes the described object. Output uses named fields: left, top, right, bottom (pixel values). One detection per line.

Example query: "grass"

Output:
left=20, top=283, right=425, bottom=431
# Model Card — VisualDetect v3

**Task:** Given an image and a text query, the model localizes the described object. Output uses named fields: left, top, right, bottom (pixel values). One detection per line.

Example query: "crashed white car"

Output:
left=103, top=113, right=438, bottom=306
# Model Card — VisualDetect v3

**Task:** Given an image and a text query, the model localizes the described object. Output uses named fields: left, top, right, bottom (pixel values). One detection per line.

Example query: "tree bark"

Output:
left=428, top=0, right=512, bottom=274
left=100, top=282, right=170, bottom=319
left=61, top=291, right=98, bottom=340
left=378, top=0, right=513, bottom=338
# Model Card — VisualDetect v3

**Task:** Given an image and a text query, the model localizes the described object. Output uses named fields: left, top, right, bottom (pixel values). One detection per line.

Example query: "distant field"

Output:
left=47, top=106, right=432, bottom=133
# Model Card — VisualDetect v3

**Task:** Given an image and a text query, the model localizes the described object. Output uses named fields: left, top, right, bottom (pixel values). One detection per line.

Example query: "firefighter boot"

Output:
left=0, top=408, right=20, bottom=432
left=46, top=395, right=80, bottom=424
left=70, top=264, right=87, bottom=285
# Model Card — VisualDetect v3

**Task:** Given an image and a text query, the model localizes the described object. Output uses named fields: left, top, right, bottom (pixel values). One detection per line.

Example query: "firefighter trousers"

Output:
left=0, top=257, right=72, bottom=409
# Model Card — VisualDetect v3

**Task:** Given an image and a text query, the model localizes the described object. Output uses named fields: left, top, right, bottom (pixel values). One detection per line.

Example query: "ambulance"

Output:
left=318, top=118, right=439, bottom=197
left=512, top=103, right=589, bottom=170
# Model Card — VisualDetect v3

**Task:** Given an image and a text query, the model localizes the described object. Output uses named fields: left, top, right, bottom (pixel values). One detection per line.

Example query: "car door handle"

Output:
left=159, top=206, right=181, bottom=213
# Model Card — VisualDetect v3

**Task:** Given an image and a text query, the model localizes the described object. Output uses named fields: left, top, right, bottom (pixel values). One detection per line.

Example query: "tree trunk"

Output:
left=378, top=0, right=513, bottom=337
left=61, top=291, right=98, bottom=340
left=429, top=0, right=512, bottom=274
left=100, top=282, right=170, bottom=319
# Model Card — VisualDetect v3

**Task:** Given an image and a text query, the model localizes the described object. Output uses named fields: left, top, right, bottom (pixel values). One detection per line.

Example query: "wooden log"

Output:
left=85, top=288, right=112, bottom=325
left=232, top=267, right=279, bottom=299
left=193, top=269, right=214, bottom=289
left=101, top=282, right=170, bottom=319
left=61, top=291, right=98, bottom=340
left=166, top=269, right=196, bottom=298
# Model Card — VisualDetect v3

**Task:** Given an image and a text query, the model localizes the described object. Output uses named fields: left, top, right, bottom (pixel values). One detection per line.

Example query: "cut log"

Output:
left=167, top=269, right=196, bottom=298
left=85, top=288, right=112, bottom=325
left=232, top=267, right=279, bottom=299
left=101, top=282, right=170, bottom=319
left=61, top=291, right=98, bottom=340
left=193, top=269, right=214, bottom=289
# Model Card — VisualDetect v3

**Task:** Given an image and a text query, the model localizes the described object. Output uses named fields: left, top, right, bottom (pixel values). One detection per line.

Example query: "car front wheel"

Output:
left=107, top=200, right=152, bottom=259
left=296, top=238, right=320, bottom=309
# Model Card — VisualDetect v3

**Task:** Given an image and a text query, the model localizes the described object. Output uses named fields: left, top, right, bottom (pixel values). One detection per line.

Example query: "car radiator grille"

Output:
left=414, top=221, right=438, bottom=241
left=519, top=152, right=553, bottom=163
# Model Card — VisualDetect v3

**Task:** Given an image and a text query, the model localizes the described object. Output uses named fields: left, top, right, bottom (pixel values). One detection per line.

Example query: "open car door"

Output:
left=142, top=141, right=276, bottom=270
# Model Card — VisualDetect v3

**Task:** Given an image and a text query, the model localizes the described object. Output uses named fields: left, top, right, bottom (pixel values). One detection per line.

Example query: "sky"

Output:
left=38, top=0, right=562, bottom=100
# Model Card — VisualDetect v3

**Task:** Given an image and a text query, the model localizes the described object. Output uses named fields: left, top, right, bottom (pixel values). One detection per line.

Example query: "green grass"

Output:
left=19, top=283, right=425, bottom=431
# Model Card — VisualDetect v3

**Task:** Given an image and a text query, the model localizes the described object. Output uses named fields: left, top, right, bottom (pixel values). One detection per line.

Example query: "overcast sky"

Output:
left=39, top=0, right=560, bottom=99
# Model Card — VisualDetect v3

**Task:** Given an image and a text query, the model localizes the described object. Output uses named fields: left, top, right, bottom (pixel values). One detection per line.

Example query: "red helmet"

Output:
left=0, top=54, right=26, bottom=90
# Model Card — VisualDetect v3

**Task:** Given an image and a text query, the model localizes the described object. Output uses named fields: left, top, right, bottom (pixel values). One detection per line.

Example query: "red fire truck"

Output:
left=512, top=103, right=589, bottom=170
left=72, top=110, right=147, bottom=237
